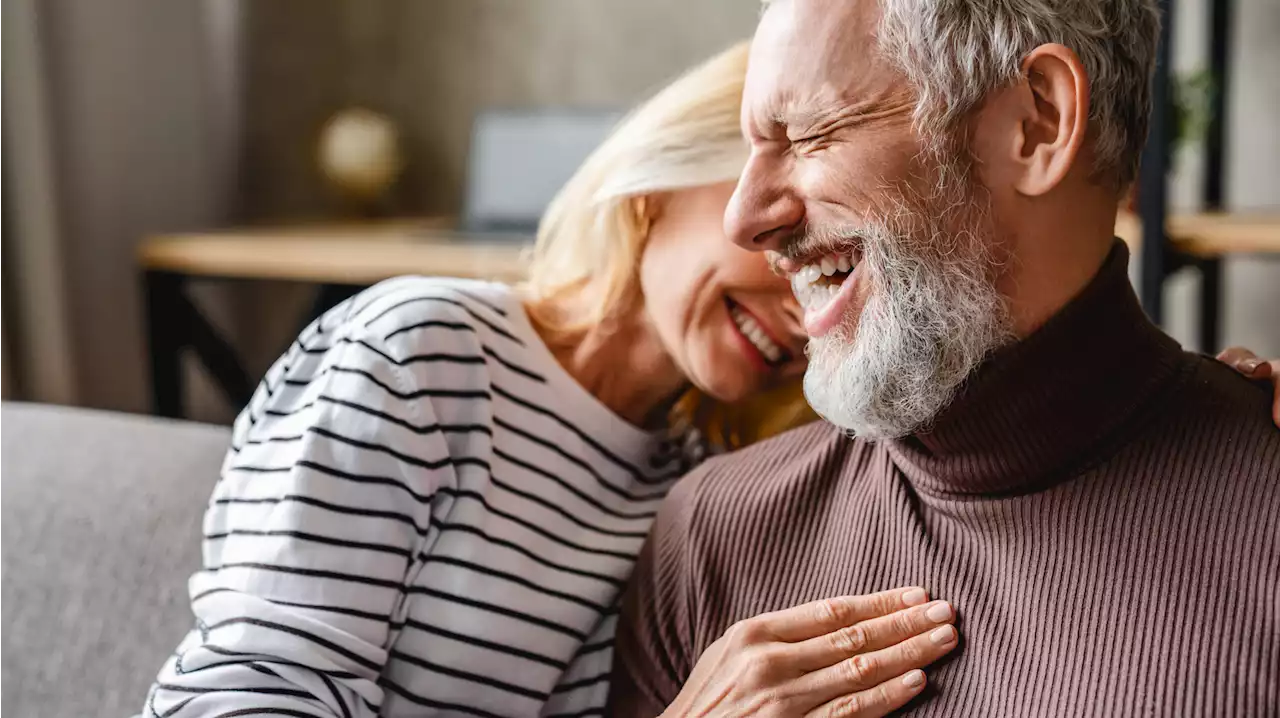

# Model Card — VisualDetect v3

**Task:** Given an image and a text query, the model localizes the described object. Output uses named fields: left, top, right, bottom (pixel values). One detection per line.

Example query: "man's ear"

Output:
left=1007, top=43, right=1090, bottom=197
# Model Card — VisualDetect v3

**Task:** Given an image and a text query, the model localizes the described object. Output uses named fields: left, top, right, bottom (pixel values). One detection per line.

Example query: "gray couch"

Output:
left=2, top=402, right=230, bottom=717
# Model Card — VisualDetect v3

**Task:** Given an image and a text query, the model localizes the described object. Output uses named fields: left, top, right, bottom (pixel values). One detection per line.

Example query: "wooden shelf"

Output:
left=1115, top=210, right=1280, bottom=259
left=138, top=217, right=531, bottom=285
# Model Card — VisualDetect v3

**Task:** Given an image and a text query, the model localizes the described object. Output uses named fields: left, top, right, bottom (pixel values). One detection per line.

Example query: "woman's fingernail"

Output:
left=925, top=601, right=953, bottom=622
left=930, top=625, right=957, bottom=645
left=902, top=588, right=928, bottom=606
left=903, top=669, right=926, bottom=688
left=1241, top=358, right=1262, bottom=372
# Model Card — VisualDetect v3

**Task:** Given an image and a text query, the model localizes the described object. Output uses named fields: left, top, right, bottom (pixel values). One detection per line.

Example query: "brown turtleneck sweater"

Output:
left=610, top=243, right=1279, bottom=717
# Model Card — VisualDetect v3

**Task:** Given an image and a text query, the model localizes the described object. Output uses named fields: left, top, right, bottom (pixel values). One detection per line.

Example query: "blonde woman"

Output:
left=143, top=41, right=1280, bottom=718
left=142, top=42, right=807, bottom=718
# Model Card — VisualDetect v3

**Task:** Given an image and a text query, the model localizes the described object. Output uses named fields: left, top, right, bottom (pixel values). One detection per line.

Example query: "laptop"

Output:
left=460, top=109, right=624, bottom=236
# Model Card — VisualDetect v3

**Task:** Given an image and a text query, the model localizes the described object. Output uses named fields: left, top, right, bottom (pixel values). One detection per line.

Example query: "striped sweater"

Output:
left=143, top=277, right=686, bottom=718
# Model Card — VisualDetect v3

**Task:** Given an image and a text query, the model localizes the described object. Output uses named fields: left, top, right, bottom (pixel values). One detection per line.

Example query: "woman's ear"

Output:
left=636, top=194, right=666, bottom=228
left=634, top=194, right=670, bottom=244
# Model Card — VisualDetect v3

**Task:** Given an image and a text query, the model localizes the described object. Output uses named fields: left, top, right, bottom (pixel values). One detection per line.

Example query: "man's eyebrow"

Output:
left=781, top=111, right=816, bottom=136
left=743, top=102, right=787, bottom=139
left=747, top=97, right=848, bottom=140
left=782, top=101, right=854, bottom=136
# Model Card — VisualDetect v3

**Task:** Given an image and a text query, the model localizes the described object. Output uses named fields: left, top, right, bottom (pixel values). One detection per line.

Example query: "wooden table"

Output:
left=139, top=218, right=530, bottom=418
left=1116, top=209, right=1280, bottom=351
left=1115, top=210, right=1280, bottom=259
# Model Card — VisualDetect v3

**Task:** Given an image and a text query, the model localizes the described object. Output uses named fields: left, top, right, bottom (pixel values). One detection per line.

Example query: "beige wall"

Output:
left=36, top=0, right=238, bottom=414
left=240, top=1, right=759, bottom=220
left=2, top=0, right=79, bottom=405
left=1, top=267, right=14, bottom=400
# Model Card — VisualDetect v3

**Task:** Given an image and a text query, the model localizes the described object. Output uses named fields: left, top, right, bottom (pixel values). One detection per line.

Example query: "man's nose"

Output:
left=725, top=153, right=804, bottom=253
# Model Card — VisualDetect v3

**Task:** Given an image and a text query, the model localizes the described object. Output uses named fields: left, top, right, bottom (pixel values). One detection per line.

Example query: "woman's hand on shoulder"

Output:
left=1218, top=347, right=1280, bottom=426
left=661, top=587, right=957, bottom=718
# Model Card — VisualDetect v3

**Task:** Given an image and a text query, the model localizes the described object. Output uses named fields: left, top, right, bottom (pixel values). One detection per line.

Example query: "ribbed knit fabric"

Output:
left=611, top=243, right=1280, bottom=717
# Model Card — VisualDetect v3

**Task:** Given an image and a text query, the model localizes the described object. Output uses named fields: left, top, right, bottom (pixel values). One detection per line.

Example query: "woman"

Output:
left=144, top=42, right=1280, bottom=718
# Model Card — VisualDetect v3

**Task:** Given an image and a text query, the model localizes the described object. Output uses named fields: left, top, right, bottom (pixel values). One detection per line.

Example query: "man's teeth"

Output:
left=790, top=250, right=859, bottom=311
left=729, top=305, right=784, bottom=364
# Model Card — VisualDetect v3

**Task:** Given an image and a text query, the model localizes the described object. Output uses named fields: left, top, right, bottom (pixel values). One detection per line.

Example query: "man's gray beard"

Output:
left=803, top=164, right=1013, bottom=440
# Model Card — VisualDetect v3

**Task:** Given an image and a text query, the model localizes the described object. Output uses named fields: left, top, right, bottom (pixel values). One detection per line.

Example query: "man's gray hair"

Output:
left=764, top=0, right=1162, bottom=188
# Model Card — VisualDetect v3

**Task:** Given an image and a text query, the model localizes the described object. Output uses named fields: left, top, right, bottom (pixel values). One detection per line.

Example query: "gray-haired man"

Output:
left=611, top=0, right=1280, bottom=715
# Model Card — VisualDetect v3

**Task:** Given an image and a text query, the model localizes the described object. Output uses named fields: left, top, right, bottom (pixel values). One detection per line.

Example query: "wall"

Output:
left=3, top=0, right=79, bottom=405
left=240, top=0, right=759, bottom=220
left=18, top=0, right=243, bottom=419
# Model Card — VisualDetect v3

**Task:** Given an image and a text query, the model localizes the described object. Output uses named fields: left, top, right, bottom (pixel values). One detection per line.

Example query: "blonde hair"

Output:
left=522, top=41, right=816, bottom=449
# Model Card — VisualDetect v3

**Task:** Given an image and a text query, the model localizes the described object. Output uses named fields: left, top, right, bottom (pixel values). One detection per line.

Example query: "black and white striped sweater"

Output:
left=143, top=277, right=687, bottom=718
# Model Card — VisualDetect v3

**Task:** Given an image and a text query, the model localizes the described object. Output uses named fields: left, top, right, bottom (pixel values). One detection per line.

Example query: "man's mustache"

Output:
left=772, top=224, right=872, bottom=263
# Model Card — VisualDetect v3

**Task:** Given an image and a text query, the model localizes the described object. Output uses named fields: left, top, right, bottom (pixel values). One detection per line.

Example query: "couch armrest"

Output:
left=2, top=403, right=230, bottom=717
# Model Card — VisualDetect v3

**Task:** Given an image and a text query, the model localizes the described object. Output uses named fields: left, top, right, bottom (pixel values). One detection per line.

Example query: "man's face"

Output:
left=726, top=0, right=1012, bottom=438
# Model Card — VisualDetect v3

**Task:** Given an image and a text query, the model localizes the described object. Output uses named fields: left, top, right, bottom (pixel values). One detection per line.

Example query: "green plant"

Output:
left=1124, top=70, right=1216, bottom=209
left=1170, top=69, right=1216, bottom=156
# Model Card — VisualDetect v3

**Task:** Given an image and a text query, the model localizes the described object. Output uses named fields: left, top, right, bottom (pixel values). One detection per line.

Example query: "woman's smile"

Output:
left=724, top=296, right=798, bottom=373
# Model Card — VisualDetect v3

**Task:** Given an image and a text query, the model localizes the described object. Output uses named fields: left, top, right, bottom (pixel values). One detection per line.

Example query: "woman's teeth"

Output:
left=729, top=304, right=785, bottom=365
left=790, top=250, right=858, bottom=311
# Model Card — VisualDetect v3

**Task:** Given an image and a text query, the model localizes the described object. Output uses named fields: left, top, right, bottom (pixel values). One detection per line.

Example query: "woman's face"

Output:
left=639, top=181, right=808, bottom=403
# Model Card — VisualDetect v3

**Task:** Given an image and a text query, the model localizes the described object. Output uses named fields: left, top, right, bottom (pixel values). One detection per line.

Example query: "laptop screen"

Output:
left=461, top=110, right=624, bottom=234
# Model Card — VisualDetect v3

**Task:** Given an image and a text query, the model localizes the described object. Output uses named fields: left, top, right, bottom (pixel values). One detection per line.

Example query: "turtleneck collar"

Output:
left=886, top=241, right=1189, bottom=497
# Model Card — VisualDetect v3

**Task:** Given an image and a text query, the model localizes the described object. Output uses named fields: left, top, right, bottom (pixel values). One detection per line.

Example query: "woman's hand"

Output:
left=662, top=587, right=958, bottom=718
left=1218, top=347, right=1280, bottom=426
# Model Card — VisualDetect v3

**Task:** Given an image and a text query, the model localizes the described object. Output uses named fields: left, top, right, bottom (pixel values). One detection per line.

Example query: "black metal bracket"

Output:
left=143, top=270, right=255, bottom=418
left=143, top=273, right=366, bottom=419
left=1156, top=247, right=1223, bottom=354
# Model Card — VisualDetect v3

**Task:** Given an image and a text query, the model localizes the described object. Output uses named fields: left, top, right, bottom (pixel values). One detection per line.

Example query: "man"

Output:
left=611, top=0, right=1280, bottom=715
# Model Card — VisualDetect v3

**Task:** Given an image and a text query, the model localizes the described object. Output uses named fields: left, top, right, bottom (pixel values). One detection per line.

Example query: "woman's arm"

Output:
left=143, top=311, right=448, bottom=718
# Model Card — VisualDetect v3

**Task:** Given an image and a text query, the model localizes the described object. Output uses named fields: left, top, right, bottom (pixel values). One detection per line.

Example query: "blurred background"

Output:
left=3, top=0, right=1278, bottom=425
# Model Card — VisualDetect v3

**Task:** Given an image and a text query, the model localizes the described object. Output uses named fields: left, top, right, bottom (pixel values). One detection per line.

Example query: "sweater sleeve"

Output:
left=608, top=466, right=707, bottom=717
left=141, top=307, right=454, bottom=718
